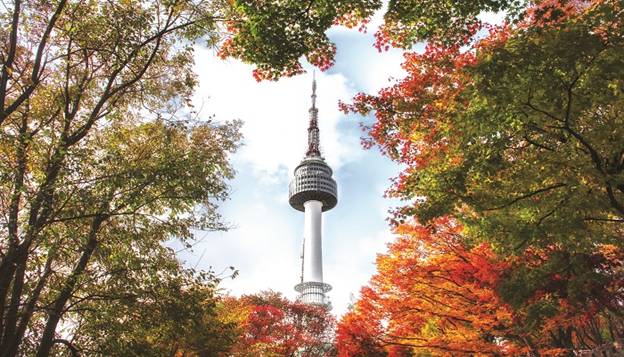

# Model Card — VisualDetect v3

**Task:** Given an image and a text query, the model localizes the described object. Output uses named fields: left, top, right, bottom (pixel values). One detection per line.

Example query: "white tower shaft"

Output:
left=303, top=200, right=323, bottom=282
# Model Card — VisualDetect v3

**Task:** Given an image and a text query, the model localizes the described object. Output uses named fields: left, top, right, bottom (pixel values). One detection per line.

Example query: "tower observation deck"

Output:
left=289, top=76, right=337, bottom=308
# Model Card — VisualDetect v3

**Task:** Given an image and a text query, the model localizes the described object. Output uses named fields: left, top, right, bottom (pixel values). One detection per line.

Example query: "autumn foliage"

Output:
left=338, top=0, right=624, bottom=355
left=218, top=0, right=381, bottom=80
left=3, top=0, right=624, bottom=355
left=336, top=218, right=624, bottom=355
left=223, top=291, right=336, bottom=357
left=337, top=218, right=518, bottom=356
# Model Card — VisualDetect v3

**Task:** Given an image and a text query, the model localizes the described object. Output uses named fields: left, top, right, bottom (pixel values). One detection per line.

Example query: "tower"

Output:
left=289, top=76, right=337, bottom=308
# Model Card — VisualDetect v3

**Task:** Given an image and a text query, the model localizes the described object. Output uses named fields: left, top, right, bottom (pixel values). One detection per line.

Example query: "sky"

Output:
left=172, top=7, right=502, bottom=316
left=170, top=17, right=407, bottom=316
left=173, top=9, right=504, bottom=316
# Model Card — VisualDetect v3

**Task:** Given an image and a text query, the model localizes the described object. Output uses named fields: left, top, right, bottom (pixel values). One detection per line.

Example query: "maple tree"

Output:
left=336, top=219, right=624, bottom=355
left=219, top=0, right=535, bottom=79
left=337, top=218, right=519, bottom=356
left=500, top=244, right=624, bottom=354
left=343, top=1, right=624, bottom=244
left=374, top=0, right=525, bottom=49
left=337, top=0, right=624, bottom=355
left=223, top=291, right=336, bottom=357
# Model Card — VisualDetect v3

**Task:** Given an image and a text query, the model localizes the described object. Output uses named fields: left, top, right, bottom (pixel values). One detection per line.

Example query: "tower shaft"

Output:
left=303, top=200, right=323, bottom=283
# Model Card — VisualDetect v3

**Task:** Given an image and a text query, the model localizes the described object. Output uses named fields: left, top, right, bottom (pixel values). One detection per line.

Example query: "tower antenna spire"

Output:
left=311, top=70, right=317, bottom=109
left=306, top=74, right=320, bottom=157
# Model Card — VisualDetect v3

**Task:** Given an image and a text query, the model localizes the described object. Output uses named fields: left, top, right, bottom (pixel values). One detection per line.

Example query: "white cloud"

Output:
left=180, top=197, right=302, bottom=301
left=328, top=28, right=408, bottom=95
left=193, top=49, right=360, bottom=177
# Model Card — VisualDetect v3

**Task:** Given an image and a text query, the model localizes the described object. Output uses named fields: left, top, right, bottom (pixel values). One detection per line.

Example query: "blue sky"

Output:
left=173, top=8, right=505, bottom=316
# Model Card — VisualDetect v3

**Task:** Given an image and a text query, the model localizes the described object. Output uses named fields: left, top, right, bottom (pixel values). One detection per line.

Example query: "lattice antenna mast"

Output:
left=300, top=238, right=305, bottom=283
left=306, top=72, right=321, bottom=157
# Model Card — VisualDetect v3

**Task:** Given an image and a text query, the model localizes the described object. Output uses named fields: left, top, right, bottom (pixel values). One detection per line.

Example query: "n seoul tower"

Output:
left=289, top=76, right=337, bottom=307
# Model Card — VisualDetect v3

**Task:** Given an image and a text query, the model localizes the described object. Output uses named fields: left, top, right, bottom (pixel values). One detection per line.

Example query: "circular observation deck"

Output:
left=288, top=157, right=337, bottom=212
left=294, top=281, right=332, bottom=307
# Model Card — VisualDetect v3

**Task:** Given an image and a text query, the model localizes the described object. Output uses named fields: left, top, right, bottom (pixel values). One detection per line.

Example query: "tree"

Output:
left=0, top=1, right=250, bottom=355
left=337, top=218, right=521, bottom=356
left=374, top=0, right=525, bottom=49
left=342, top=0, right=624, bottom=253
left=219, top=0, right=532, bottom=79
left=1, top=115, right=242, bottom=356
left=218, top=0, right=382, bottom=80
left=336, top=0, right=624, bottom=355
left=225, top=291, right=336, bottom=357
left=336, top=219, right=624, bottom=356
left=66, top=265, right=239, bottom=357
left=499, top=244, right=624, bottom=353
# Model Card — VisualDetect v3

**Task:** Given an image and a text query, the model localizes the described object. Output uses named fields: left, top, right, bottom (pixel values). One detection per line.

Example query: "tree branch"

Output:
left=0, top=0, right=22, bottom=117
left=484, top=183, right=567, bottom=211
left=0, top=0, right=67, bottom=126
left=51, top=338, right=79, bottom=357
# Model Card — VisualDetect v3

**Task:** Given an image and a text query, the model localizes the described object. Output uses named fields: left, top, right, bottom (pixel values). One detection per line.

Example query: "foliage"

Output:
left=499, top=244, right=624, bottom=353
left=337, top=218, right=520, bottom=356
left=336, top=219, right=624, bottom=356
left=67, top=264, right=238, bottom=357
left=0, top=0, right=253, bottom=355
left=375, top=0, right=526, bottom=49
left=226, top=291, right=337, bottom=357
left=218, top=0, right=537, bottom=78
left=338, top=0, right=624, bottom=355
left=343, top=0, right=624, bottom=250
left=219, top=0, right=382, bottom=80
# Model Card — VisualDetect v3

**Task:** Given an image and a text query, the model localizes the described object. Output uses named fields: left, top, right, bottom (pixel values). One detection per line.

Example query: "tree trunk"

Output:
left=35, top=216, right=105, bottom=357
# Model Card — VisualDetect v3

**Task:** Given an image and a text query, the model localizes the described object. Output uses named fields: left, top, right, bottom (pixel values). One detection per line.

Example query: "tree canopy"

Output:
left=0, top=0, right=243, bottom=355
left=223, top=291, right=336, bottom=357
left=334, top=0, right=624, bottom=355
